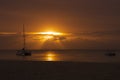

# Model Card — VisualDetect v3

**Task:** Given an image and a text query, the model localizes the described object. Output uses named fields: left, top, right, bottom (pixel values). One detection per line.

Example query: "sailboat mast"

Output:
left=23, top=24, right=26, bottom=49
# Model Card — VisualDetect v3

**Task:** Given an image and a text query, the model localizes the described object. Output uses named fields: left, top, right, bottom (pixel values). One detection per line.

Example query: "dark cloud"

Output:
left=0, top=30, right=120, bottom=49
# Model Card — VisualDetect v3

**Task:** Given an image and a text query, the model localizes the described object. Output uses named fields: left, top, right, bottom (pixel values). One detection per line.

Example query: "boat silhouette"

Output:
left=105, top=52, right=116, bottom=56
left=16, top=24, right=31, bottom=56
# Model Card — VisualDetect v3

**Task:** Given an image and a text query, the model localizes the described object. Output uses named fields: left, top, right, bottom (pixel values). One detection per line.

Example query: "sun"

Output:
left=39, top=31, right=62, bottom=35
left=37, top=31, right=63, bottom=39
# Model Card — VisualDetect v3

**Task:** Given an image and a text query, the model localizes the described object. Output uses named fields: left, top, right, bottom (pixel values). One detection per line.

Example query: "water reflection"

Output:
left=0, top=50, right=120, bottom=62
left=45, top=51, right=57, bottom=61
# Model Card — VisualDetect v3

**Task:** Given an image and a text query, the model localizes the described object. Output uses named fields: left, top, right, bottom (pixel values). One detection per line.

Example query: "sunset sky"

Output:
left=0, top=0, right=120, bottom=49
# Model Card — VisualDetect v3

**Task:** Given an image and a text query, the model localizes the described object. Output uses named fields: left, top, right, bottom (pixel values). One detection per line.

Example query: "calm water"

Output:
left=0, top=50, right=120, bottom=62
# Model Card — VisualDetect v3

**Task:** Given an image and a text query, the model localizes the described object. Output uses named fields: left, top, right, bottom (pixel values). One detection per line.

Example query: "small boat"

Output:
left=105, top=52, right=116, bottom=56
left=16, top=48, right=31, bottom=56
left=16, top=24, right=31, bottom=56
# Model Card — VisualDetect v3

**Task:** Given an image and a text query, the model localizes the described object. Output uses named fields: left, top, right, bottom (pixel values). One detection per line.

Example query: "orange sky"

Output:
left=0, top=0, right=120, bottom=49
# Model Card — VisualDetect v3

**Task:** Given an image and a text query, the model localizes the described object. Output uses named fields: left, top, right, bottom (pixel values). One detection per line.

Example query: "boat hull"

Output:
left=105, top=52, right=116, bottom=56
left=16, top=50, right=31, bottom=56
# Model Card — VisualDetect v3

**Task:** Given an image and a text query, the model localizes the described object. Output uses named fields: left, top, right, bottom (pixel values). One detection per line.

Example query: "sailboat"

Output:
left=16, top=24, right=31, bottom=56
left=105, top=52, right=116, bottom=56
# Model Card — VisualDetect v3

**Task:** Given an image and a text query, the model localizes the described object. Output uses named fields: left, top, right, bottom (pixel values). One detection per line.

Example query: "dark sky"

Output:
left=0, top=0, right=120, bottom=49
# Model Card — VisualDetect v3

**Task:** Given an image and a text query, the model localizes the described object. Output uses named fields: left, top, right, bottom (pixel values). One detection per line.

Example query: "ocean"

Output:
left=0, top=50, right=120, bottom=62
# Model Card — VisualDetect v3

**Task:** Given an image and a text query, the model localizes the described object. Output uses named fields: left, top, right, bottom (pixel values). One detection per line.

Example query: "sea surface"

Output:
left=0, top=50, right=120, bottom=62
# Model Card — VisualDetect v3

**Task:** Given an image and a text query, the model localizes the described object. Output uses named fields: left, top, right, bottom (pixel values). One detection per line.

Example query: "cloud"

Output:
left=0, top=31, right=120, bottom=49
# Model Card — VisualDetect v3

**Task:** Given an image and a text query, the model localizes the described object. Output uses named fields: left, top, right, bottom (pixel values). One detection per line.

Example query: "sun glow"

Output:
left=44, top=35, right=53, bottom=39
left=39, top=31, right=62, bottom=35
left=37, top=31, right=63, bottom=40
left=35, top=31, right=64, bottom=49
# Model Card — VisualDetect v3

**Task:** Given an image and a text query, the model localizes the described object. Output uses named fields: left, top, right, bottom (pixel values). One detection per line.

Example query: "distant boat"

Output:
left=105, top=52, right=116, bottom=56
left=16, top=24, right=31, bottom=56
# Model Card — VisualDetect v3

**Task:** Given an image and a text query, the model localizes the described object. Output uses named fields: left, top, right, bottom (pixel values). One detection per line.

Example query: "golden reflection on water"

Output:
left=45, top=51, right=57, bottom=61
